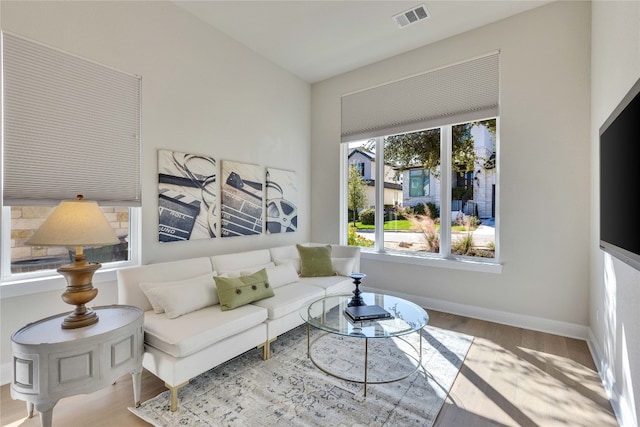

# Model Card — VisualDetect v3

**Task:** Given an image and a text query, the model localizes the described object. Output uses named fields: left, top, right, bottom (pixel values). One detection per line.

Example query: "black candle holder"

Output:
left=348, top=273, right=367, bottom=307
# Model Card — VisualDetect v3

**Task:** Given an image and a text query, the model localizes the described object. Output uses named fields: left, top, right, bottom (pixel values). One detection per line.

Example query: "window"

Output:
left=6, top=206, right=134, bottom=275
left=409, top=170, right=430, bottom=197
left=1, top=32, right=141, bottom=288
left=340, top=52, right=499, bottom=267
left=345, top=119, right=498, bottom=262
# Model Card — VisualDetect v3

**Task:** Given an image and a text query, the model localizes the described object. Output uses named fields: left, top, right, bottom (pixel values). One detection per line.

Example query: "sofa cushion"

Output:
left=252, top=282, right=325, bottom=319
left=211, top=249, right=272, bottom=274
left=298, top=276, right=355, bottom=295
left=143, top=304, right=267, bottom=358
left=265, top=263, right=299, bottom=289
left=143, top=277, right=219, bottom=319
left=215, top=269, right=274, bottom=311
left=228, top=261, right=276, bottom=278
left=140, top=273, right=218, bottom=314
left=118, top=257, right=213, bottom=312
left=274, top=257, right=301, bottom=274
left=332, top=257, right=356, bottom=276
left=296, top=244, right=334, bottom=277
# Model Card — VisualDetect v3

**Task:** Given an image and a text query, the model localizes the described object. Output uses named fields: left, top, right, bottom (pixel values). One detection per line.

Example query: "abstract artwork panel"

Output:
left=266, top=168, right=297, bottom=233
left=158, top=149, right=217, bottom=242
left=220, top=160, right=263, bottom=237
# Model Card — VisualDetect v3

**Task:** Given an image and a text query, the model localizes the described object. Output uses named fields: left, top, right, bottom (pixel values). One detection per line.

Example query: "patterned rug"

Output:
left=130, top=323, right=473, bottom=427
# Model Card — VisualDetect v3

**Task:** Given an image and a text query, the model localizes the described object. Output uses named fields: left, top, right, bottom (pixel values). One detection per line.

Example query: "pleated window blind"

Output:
left=341, top=52, right=499, bottom=143
left=2, top=32, right=141, bottom=206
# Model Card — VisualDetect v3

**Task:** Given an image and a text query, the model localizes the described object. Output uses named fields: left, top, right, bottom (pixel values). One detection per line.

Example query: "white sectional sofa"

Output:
left=117, top=243, right=360, bottom=411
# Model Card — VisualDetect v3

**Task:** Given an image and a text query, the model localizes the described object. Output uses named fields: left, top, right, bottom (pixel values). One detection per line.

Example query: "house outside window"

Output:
left=348, top=148, right=403, bottom=210
left=409, top=169, right=430, bottom=197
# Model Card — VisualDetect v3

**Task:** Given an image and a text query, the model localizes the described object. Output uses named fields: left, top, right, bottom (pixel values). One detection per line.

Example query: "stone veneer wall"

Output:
left=10, top=206, right=129, bottom=268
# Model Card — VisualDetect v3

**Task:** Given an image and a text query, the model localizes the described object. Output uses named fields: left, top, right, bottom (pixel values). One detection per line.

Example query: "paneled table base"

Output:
left=11, top=305, right=144, bottom=427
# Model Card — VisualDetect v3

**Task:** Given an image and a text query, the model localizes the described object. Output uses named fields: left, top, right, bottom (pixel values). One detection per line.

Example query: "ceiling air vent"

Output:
left=393, top=4, right=430, bottom=28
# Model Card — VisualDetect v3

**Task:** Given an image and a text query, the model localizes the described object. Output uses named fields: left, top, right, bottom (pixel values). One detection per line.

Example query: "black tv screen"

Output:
left=599, top=77, right=640, bottom=271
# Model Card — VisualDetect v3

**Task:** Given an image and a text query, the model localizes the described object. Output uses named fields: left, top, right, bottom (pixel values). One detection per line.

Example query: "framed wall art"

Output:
left=220, top=160, right=263, bottom=237
left=158, top=149, right=217, bottom=242
left=266, top=168, right=297, bottom=233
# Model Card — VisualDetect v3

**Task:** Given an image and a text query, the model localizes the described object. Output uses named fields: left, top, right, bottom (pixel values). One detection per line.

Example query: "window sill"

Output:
left=0, top=265, right=128, bottom=299
left=360, top=249, right=503, bottom=274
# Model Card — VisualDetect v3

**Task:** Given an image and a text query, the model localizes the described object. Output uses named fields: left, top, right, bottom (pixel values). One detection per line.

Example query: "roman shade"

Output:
left=1, top=31, right=141, bottom=206
left=341, top=52, right=499, bottom=143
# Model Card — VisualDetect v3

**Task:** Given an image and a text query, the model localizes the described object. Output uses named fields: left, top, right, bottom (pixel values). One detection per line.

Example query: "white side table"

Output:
left=10, top=305, right=144, bottom=427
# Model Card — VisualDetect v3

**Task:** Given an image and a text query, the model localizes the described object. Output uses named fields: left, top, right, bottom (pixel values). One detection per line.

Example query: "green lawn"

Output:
left=350, top=220, right=416, bottom=231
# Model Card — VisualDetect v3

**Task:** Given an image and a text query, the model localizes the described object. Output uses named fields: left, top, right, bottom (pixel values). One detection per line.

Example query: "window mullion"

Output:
left=375, top=137, right=385, bottom=252
left=340, top=143, right=349, bottom=245
left=440, top=126, right=452, bottom=257
left=0, top=207, right=11, bottom=281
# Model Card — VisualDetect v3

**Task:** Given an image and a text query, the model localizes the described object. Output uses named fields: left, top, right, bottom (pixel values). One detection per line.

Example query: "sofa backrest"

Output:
left=269, top=243, right=361, bottom=274
left=329, top=244, right=361, bottom=273
left=210, top=249, right=272, bottom=275
left=117, top=257, right=214, bottom=311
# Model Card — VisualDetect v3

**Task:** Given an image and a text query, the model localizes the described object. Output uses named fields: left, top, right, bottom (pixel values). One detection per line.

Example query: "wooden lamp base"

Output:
left=57, top=254, right=101, bottom=329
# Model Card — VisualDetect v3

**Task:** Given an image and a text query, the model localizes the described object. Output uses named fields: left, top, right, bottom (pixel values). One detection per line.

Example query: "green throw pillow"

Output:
left=214, top=268, right=274, bottom=311
left=296, top=244, right=334, bottom=277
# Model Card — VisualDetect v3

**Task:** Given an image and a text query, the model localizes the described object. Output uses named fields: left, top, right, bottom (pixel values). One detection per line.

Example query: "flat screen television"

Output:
left=599, top=76, right=640, bottom=271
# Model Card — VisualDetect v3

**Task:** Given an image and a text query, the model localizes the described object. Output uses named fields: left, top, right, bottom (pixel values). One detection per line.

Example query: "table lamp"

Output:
left=26, top=195, right=120, bottom=329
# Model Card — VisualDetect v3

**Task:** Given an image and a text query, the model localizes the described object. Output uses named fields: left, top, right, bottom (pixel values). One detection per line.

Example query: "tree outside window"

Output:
left=347, top=165, right=368, bottom=226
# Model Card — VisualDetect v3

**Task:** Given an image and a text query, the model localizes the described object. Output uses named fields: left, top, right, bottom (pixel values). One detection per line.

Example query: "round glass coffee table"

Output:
left=300, top=292, right=429, bottom=396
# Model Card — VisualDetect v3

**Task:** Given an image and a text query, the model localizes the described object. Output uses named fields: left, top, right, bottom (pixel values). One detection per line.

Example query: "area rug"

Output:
left=130, top=323, right=473, bottom=427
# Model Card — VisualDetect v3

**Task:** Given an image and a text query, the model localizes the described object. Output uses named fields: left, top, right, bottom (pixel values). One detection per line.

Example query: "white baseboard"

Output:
left=587, top=328, right=633, bottom=427
left=366, top=287, right=590, bottom=339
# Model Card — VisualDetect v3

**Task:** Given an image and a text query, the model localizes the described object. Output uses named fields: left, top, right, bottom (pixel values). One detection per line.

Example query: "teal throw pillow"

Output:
left=296, top=244, right=334, bottom=277
left=214, top=268, right=274, bottom=311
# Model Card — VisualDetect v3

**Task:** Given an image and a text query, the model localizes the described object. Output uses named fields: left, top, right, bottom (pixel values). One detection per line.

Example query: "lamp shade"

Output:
left=26, top=198, right=120, bottom=248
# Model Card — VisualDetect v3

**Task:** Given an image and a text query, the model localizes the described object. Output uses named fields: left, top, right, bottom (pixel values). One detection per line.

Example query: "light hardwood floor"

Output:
left=0, top=310, right=618, bottom=427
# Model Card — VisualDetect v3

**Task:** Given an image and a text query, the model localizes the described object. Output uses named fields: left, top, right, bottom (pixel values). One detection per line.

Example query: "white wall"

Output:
left=591, top=2, right=640, bottom=426
left=0, top=0, right=310, bottom=377
left=312, top=2, right=591, bottom=328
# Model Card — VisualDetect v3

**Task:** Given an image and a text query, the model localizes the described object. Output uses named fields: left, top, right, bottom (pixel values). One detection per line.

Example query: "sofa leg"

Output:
left=259, top=338, right=276, bottom=360
left=165, top=381, right=188, bottom=412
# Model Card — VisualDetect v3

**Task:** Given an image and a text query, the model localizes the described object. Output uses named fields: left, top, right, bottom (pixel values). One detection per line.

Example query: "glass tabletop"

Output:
left=300, top=292, right=428, bottom=339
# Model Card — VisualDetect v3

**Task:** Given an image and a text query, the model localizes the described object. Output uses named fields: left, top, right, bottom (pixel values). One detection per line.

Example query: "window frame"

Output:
left=0, top=206, right=141, bottom=298
left=341, top=122, right=502, bottom=274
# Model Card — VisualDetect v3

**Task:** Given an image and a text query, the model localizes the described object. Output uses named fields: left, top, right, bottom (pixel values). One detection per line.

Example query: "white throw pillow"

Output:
left=144, top=279, right=218, bottom=319
left=265, top=263, right=299, bottom=288
left=140, top=273, right=217, bottom=313
left=274, top=257, right=301, bottom=274
left=332, top=257, right=356, bottom=276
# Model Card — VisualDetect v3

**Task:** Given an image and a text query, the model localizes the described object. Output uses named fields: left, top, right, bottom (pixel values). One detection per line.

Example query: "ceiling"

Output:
left=173, top=1, right=554, bottom=83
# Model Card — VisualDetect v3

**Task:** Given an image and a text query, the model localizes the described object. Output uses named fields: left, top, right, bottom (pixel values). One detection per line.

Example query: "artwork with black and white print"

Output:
left=266, top=168, right=297, bottom=233
left=220, top=160, right=263, bottom=237
left=157, top=149, right=217, bottom=242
